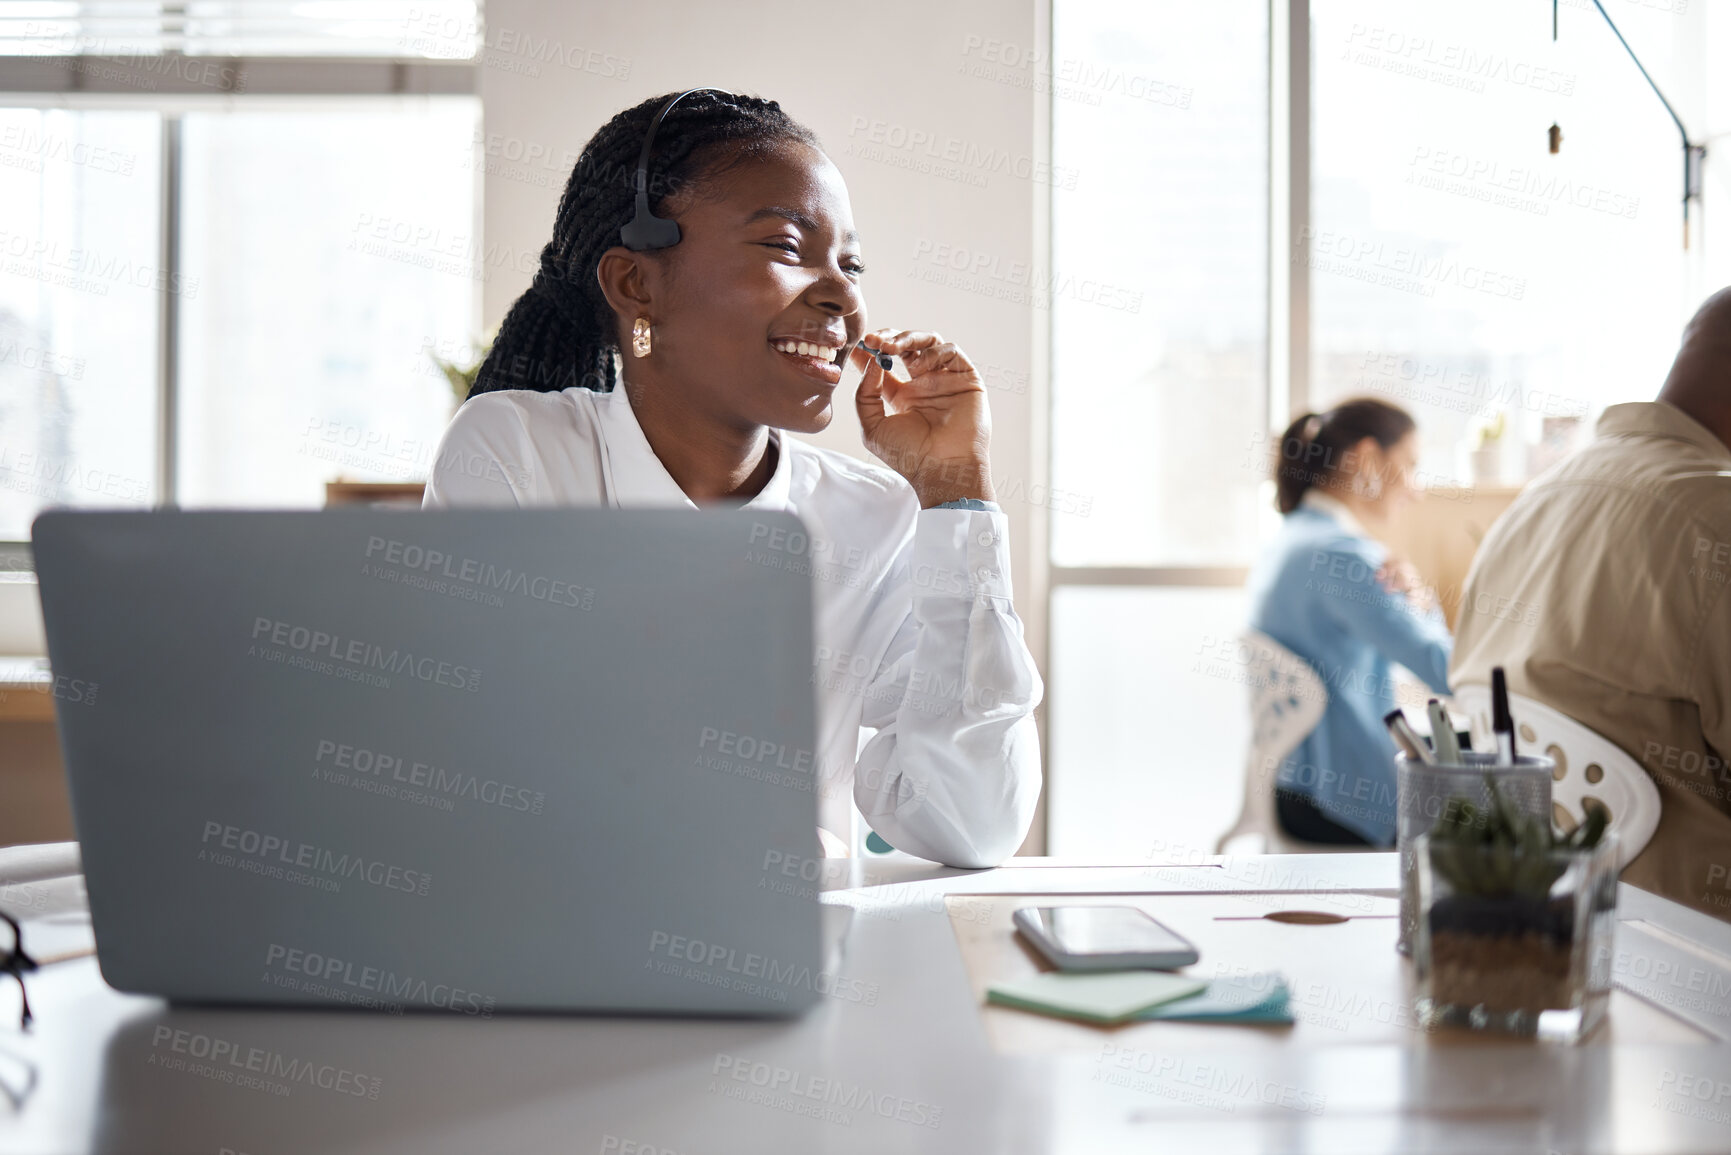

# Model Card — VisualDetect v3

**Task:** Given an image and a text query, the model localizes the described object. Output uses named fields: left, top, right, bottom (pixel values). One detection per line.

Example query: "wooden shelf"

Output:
left=0, top=686, right=54, bottom=722
left=324, top=480, right=426, bottom=507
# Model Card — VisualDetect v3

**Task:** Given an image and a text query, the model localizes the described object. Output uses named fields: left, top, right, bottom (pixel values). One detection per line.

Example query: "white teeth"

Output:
left=775, top=339, right=837, bottom=360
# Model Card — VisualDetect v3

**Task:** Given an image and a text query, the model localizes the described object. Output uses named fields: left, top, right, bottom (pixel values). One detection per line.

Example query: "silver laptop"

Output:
left=32, top=508, right=823, bottom=1016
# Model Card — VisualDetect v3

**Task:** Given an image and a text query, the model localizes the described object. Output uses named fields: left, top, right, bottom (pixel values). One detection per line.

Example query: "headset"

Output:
left=616, top=87, right=895, bottom=371
left=618, top=87, right=730, bottom=252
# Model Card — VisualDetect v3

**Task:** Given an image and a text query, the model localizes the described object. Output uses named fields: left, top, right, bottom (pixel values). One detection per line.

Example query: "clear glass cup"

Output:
left=1413, top=831, right=1619, bottom=1042
left=1396, top=752, right=1553, bottom=955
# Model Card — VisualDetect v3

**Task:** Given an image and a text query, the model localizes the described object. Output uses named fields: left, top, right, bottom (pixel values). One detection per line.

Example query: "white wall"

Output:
left=478, top=0, right=1050, bottom=651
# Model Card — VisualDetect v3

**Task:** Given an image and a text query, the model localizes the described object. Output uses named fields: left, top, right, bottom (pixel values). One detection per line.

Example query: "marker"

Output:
left=1384, top=708, right=1430, bottom=764
left=1427, top=699, right=1461, bottom=765
left=1491, top=666, right=1517, bottom=765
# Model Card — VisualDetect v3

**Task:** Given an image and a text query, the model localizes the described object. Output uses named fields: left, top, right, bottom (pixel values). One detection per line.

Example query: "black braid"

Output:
left=468, top=90, right=820, bottom=399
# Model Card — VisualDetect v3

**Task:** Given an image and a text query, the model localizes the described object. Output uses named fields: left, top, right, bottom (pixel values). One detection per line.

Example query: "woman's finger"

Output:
left=854, top=348, right=889, bottom=434
left=869, top=329, right=942, bottom=355
left=864, top=330, right=977, bottom=381
left=850, top=340, right=908, bottom=404
left=902, top=341, right=968, bottom=375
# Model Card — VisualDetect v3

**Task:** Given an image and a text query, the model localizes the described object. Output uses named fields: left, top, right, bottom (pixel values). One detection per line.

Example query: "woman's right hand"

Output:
left=1377, top=557, right=1436, bottom=615
left=850, top=328, right=995, bottom=509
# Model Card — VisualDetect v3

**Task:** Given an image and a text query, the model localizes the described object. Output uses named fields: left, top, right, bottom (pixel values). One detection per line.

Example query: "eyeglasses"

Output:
left=0, top=912, right=36, bottom=1031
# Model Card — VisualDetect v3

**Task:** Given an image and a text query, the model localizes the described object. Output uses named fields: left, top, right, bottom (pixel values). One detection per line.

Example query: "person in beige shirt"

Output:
left=1453, top=288, right=1731, bottom=921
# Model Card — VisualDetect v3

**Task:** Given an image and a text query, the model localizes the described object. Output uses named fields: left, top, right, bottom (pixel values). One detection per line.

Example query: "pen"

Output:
left=1384, top=708, right=1431, bottom=764
left=1491, top=666, right=1517, bottom=765
left=1427, top=698, right=1462, bottom=765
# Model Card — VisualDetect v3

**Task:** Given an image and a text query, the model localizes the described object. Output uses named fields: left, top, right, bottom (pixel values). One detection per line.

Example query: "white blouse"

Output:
left=422, top=385, right=1043, bottom=868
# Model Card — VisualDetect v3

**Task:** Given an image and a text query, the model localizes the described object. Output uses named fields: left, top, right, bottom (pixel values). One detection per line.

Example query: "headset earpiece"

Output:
left=619, top=87, right=730, bottom=252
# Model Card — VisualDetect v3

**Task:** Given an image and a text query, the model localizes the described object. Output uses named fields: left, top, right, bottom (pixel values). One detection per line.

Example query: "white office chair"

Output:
left=1215, top=630, right=1333, bottom=855
left=1451, top=684, right=1661, bottom=870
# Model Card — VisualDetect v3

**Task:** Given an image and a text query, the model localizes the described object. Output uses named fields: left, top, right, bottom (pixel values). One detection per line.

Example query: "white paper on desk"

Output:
left=1, top=875, right=96, bottom=964
left=16, top=914, right=95, bottom=965
left=821, top=904, right=853, bottom=976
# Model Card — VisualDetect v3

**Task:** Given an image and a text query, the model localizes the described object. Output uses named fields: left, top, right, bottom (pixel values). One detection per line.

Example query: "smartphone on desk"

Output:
left=1012, top=905, right=1200, bottom=972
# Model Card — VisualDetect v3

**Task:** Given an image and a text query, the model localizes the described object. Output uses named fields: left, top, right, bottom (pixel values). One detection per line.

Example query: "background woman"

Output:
left=1245, top=399, right=1452, bottom=846
left=423, top=90, right=1040, bottom=868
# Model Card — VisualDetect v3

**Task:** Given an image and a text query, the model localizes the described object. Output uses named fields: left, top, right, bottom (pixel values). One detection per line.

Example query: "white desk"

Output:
left=4, top=852, right=1731, bottom=1154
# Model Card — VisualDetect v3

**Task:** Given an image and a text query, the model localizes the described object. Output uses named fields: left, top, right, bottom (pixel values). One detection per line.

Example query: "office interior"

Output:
left=5, top=1, right=1731, bottom=1152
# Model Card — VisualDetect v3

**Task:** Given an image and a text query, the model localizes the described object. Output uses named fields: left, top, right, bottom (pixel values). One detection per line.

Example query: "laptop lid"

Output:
left=32, top=508, right=823, bottom=1016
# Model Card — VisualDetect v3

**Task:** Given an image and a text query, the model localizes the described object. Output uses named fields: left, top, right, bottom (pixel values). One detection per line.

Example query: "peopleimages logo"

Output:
left=647, top=930, right=880, bottom=1006
left=710, top=1054, right=942, bottom=1130
left=363, top=535, right=595, bottom=611
left=149, top=1026, right=379, bottom=1099
left=0, top=227, right=200, bottom=297
left=249, top=617, right=482, bottom=692
left=199, top=820, right=432, bottom=896
left=263, top=943, right=495, bottom=1017
left=0, top=123, right=137, bottom=175
left=312, top=738, right=545, bottom=814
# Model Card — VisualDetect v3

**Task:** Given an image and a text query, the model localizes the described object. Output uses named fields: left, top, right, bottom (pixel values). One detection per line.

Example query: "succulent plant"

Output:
left=1428, top=775, right=1608, bottom=900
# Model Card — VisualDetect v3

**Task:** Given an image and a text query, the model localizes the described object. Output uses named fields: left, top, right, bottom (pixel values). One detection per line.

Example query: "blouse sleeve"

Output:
left=846, top=507, right=1044, bottom=868
left=1313, top=537, right=1453, bottom=694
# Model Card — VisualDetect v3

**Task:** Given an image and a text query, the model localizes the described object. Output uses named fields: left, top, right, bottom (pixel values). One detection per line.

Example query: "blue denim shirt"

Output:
left=1245, top=495, right=1453, bottom=844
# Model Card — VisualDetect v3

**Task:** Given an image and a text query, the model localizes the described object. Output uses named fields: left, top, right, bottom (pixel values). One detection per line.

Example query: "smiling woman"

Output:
left=422, top=89, right=1042, bottom=868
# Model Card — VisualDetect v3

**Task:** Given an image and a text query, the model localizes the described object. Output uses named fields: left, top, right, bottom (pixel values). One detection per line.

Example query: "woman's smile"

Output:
left=769, top=336, right=845, bottom=385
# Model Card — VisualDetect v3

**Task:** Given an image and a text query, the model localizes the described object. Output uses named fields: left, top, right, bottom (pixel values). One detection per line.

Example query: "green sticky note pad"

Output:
left=986, top=971, right=1207, bottom=1024
left=1136, top=974, right=1294, bottom=1024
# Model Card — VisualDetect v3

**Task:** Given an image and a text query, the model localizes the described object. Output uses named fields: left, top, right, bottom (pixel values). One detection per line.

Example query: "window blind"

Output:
left=0, top=1, right=482, bottom=58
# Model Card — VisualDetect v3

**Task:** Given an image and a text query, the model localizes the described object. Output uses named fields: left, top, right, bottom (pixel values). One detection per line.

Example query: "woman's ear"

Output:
left=595, top=246, right=656, bottom=321
left=1350, top=435, right=1389, bottom=500
left=1347, top=435, right=1382, bottom=476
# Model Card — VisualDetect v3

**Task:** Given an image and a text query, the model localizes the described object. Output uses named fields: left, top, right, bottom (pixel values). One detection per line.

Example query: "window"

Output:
left=0, top=2, right=482, bottom=58
left=1050, top=0, right=1269, bottom=569
left=1047, top=0, right=1269, bottom=855
left=1311, top=0, right=1690, bottom=485
left=1048, top=586, right=1251, bottom=858
left=177, top=103, right=479, bottom=506
left=0, top=4, right=483, bottom=549
left=1048, top=0, right=1707, bottom=857
left=0, top=97, right=480, bottom=540
left=0, top=109, right=161, bottom=541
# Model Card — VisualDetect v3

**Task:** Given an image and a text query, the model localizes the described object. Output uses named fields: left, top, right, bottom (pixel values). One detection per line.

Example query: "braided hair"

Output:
left=468, top=90, right=820, bottom=399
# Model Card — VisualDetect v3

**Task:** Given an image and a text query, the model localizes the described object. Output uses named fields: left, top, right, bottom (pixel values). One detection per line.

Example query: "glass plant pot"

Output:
left=1396, top=752, right=1553, bottom=956
left=1413, top=832, right=1619, bottom=1042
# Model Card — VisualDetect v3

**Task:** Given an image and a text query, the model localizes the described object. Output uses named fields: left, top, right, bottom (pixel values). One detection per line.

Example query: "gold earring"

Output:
left=631, top=317, right=652, bottom=358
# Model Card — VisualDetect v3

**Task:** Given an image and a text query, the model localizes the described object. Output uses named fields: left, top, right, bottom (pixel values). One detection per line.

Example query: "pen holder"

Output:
left=1396, top=752, right=1553, bottom=956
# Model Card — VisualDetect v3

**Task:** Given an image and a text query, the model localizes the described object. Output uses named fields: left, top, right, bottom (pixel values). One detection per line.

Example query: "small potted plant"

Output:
left=431, top=333, right=494, bottom=415
left=1466, top=410, right=1507, bottom=486
left=1414, top=779, right=1617, bottom=1041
